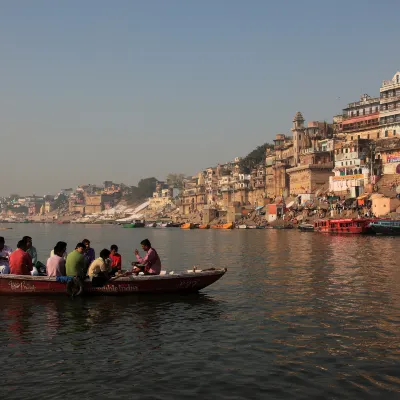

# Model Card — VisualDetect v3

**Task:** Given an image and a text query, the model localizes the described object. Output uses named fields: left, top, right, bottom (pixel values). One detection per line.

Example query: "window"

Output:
left=345, top=148, right=348, bottom=153
left=394, top=130, right=397, bottom=135
left=351, top=111, right=354, bottom=117
left=341, top=162, right=343, bottom=166
left=358, top=135, right=360, bottom=139
left=367, top=134, right=370, bottom=139
left=369, top=107, right=372, bottom=114
left=375, top=107, right=378, bottom=112
left=385, top=131, right=388, bottom=137
left=357, top=110, right=359, bottom=116
left=377, top=132, right=380, bottom=138
left=351, top=136, right=353, bottom=140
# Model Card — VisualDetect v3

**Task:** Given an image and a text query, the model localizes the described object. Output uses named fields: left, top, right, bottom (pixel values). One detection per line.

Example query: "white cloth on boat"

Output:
left=0, top=245, right=12, bottom=274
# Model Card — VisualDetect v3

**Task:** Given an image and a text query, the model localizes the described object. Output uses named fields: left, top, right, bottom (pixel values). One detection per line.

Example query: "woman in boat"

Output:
left=133, top=239, right=161, bottom=275
left=82, top=239, right=95, bottom=266
left=87, top=249, right=112, bottom=279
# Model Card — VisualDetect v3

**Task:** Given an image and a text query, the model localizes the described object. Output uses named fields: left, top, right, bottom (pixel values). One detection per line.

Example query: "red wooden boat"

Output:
left=0, top=269, right=227, bottom=296
left=314, top=218, right=377, bottom=234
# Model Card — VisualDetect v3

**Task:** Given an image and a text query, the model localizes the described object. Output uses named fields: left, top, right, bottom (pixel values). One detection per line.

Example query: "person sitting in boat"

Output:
left=23, top=236, right=37, bottom=265
left=87, top=249, right=112, bottom=279
left=66, top=242, right=87, bottom=279
left=47, top=242, right=67, bottom=277
left=50, top=241, right=67, bottom=259
left=0, top=236, right=12, bottom=274
left=82, top=239, right=95, bottom=266
left=9, top=240, right=33, bottom=276
left=109, top=244, right=122, bottom=274
left=133, top=239, right=161, bottom=275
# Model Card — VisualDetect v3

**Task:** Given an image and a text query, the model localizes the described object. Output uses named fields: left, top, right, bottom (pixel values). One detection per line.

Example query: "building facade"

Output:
left=380, top=72, right=400, bottom=139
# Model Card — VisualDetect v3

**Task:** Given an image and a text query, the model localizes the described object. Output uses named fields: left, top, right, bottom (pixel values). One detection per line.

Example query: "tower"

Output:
left=291, top=111, right=305, bottom=166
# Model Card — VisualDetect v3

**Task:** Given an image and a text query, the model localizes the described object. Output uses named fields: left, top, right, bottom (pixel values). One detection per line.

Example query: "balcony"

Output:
left=380, top=94, right=400, bottom=104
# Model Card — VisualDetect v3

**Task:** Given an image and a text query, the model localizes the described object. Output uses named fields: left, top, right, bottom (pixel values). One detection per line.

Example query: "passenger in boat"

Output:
left=87, top=249, right=112, bottom=279
left=110, top=244, right=122, bottom=274
left=46, top=242, right=67, bottom=277
left=9, top=240, right=33, bottom=276
left=0, top=237, right=12, bottom=274
left=66, top=242, right=87, bottom=278
left=23, top=236, right=37, bottom=265
left=82, top=239, right=95, bottom=266
left=50, top=241, right=67, bottom=259
left=133, top=239, right=161, bottom=275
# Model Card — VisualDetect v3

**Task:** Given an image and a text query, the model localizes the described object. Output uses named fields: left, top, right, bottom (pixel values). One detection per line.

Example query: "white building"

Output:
left=329, top=139, right=371, bottom=197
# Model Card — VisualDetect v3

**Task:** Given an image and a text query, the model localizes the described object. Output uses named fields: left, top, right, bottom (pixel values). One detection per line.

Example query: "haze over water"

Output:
left=0, top=224, right=399, bottom=399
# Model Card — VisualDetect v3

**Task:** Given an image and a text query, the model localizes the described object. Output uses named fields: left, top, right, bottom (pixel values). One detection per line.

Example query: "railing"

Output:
left=380, top=94, right=400, bottom=104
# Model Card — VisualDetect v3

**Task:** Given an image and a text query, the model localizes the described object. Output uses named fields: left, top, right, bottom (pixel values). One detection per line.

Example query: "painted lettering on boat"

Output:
left=89, top=284, right=139, bottom=292
left=9, top=281, right=36, bottom=292
left=178, top=280, right=199, bottom=289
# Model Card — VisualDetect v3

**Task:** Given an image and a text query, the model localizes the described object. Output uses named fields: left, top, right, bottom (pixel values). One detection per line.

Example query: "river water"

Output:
left=0, top=224, right=399, bottom=399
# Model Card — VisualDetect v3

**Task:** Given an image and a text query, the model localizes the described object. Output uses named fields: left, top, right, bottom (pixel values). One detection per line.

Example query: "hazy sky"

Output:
left=1, top=0, right=399, bottom=196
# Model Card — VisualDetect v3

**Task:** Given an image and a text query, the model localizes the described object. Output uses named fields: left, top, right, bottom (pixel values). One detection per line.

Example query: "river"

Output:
left=0, top=224, right=399, bottom=399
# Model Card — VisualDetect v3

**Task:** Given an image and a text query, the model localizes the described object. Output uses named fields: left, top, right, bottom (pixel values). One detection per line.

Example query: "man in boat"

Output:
left=110, top=244, right=122, bottom=274
left=133, top=239, right=161, bottom=275
left=9, top=240, right=33, bottom=276
left=87, top=249, right=112, bottom=279
left=66, top=242, right=87, bottom=278
left=47, top=242, right=67, bottom=277
left=82, top=239, right=95, bottom=266
left=0, top=237, right=12, bottom=274
left=23, top=236, right=37, bottom=265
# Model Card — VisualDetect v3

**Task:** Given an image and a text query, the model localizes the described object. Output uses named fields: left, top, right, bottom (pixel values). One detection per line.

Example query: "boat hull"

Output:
left=0, top=269, right=227, bottom=296
left=211, top=223, right=234, bottom=229
left=369, top=221, right=400, bottom=236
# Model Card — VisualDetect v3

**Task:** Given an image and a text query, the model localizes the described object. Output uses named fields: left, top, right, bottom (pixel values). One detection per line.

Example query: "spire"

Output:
left=293, top=111, right=304, bottom=122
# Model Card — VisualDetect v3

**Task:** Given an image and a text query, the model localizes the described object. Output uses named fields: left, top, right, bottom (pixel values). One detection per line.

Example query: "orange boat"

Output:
left=180, top=223, right=194, bottom=229
left=198, top=224, right=210, bottom=229
left=211, top=223, right=234, bottom=230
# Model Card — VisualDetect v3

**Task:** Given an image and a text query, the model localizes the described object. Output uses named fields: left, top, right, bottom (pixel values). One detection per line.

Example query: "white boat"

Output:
left=238, top=225, right=248, bottom=229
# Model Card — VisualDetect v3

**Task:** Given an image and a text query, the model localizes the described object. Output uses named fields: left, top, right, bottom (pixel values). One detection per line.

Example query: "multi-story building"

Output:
left=149, top=181, right=174, bottom=210
left=287, top=112, right=334, bottom=195
left=339, top=94, right=380, bottom=140
left=329, top=138, right=372, bottom=197
left=380, top=72, right=400, bottom=139
left=181, top=173, right=206, bottom=215
left=375, top=137, right=400, bottom=175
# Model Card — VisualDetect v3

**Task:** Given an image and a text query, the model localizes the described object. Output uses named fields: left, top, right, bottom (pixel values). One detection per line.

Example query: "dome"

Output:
left=293, top=111, right=304, bottom=122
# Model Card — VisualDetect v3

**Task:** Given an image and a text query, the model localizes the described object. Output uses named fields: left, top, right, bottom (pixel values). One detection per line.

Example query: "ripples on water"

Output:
left=0, top=224, right=400, bottom=399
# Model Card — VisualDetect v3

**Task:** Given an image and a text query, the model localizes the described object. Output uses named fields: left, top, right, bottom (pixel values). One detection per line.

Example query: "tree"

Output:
left=239, top=142, right=274, bottom=171
left=166, top=173, right=186, bottom=189
left=123, top=177, right=158, bottom=204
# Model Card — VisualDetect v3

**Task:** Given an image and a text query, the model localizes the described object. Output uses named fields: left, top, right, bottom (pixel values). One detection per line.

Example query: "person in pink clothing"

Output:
left=46, top=243, right=67, bottom=277
left=133, top=239, right=161, bottom=275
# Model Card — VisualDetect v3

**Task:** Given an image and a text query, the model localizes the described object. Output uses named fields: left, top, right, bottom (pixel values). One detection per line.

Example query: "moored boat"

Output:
left=368, top=220, right=400, bottom=235
left=198, top=224, right=210, bottom=229
left=0, top=269, right=227, bottom=296
left=314, top=218, right=377, bottom=234
left=237, top=225, right=248, bottom=229
left=298, top=223, right=314, bottom=232
left=210, top=223, right=234, bottom=230
left=123, top=222, right=145, bottom=228
left=180, top=223, right=194, bottom=229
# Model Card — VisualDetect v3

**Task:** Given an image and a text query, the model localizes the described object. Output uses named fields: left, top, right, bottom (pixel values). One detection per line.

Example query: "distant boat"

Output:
left=237, top=225, right=248, bottom=229
left=198, top=224, right=210, bottom=229
left=181, top=223, right=194, bottom=230
left=368, top=220, right=400, bottom=235
left=298, top=223, right=314, bottom=232
left=166, top=222, right=181, bottom=228
left=210, top=223, right=234, bottom=230
left=122, top=221, right=145, bottom=228
left=314, top=219, right=377, bottom=234
left=145, top=222, right=157, bottom=228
